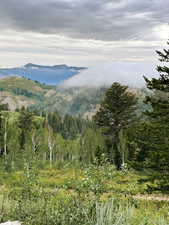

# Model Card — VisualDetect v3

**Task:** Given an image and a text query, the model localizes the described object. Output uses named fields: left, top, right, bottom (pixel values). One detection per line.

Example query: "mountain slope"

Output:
left=0, top=63, right=86, bottom=85
left=29, top=86, right=147, bottom=118
left=0, top=76, right=56, bottom=110
left=0, top=76, right=147, bottom=117
left=29, top=86, right=107, bottom=118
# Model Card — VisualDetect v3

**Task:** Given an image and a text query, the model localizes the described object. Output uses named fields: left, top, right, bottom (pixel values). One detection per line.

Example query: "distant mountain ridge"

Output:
left=24, top=63, right=86, bottom=70
left=0, top=63, right=86, bottom=85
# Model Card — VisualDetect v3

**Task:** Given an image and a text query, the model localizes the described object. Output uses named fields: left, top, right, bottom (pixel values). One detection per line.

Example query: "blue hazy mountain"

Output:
left=0, top=63, right=86, bottom=85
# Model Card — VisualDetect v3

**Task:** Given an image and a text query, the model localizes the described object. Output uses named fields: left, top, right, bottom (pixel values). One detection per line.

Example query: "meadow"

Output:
left=0, top=162, right=169, bottom=225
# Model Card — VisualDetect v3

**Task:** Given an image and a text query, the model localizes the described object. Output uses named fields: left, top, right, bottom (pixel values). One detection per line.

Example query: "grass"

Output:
left=0, top=77, right=47, bottom=93
left=0, top=165, right=169, bottom=224
left=0, top=166, right=160, bottom=196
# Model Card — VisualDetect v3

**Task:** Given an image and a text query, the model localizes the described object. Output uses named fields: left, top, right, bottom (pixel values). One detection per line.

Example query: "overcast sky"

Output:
left=0, top=0, right=168, bottom=67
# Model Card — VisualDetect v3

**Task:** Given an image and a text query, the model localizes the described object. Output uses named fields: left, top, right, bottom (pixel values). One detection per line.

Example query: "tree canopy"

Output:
left=94, top=82, right=137, bottom=168
left=134, top=41, right=169, bottom=190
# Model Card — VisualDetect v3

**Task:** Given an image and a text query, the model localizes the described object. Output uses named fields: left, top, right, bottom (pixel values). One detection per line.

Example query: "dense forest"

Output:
left=0, top=43, right=169, bottom=225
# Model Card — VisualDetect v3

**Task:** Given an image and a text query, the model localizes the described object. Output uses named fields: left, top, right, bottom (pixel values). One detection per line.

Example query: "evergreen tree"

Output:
left=125, top=121, right=151, bottom=169
left=143, top=41, right=169, bottom=187
left=94, top=82, right=137, bottom=169
left=18, top=108, right=33, bottom=150
left=47, top=111, right=62, bottom=133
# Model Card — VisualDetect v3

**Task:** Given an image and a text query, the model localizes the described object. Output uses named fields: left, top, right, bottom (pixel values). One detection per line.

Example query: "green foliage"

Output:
left=0, top=167, right=169, bottom=225
left=18, top=108, right=34, bottom=150
left=94, top=82, right=137, bottom=169
left=140, top=41, right=169, bottom=188
left=0, top=107, right=108, bottom=169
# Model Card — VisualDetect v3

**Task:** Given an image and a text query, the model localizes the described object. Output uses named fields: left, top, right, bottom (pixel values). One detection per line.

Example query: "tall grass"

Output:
left=0, top=191, right=169, bottom=225
left=95, top=199, right=134, bottom=225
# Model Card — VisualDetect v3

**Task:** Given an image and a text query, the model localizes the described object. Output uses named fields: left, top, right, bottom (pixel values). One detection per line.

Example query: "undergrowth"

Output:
left=0, top=164, right=169, bottom=225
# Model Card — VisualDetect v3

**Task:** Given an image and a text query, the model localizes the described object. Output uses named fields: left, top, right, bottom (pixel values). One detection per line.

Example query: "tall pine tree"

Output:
left=144, top=41, right=169, bottom=190
left=18, top=108, right=33, bottom=150
left=94, top=82, right=137, bottom=169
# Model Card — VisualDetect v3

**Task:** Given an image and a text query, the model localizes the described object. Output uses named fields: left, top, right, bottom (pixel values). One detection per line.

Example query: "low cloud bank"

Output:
left=62, top=62, right=159, bottom=88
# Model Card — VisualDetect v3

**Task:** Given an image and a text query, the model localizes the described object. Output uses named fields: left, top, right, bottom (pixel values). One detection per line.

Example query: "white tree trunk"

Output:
left=48, top=136, right=54, bottom=168
left=4, top=118, right=7, bottom=157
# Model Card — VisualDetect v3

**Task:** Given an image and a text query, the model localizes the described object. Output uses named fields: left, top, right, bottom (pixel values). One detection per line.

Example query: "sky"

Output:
left=0, top=0, right=168, bottom=68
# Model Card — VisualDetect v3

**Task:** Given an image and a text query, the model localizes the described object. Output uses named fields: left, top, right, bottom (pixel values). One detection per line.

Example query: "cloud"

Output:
left=0, top=30, right=165, bottom=68
left=62, top=61, right=159, bottom=88
left=0, top=0, right=168, bottom=41
left=0, top=0, right=168, bottom=67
